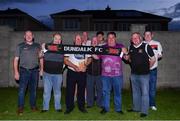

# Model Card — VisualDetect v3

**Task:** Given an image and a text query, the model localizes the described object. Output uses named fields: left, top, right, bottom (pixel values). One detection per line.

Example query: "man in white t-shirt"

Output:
left=144, top=31, right=163, bottom=111
left=64, top=34, right=91, bottom=114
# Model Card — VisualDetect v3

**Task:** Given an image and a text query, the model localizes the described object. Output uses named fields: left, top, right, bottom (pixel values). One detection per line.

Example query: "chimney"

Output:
left=105, top=5, right=111, bottom=11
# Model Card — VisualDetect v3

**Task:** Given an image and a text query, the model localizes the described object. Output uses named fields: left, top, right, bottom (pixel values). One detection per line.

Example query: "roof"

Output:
left=51, top=9, right=82, bottom=16
left=50, top=8, right=172, bottom=22
left=0, top=8, right=27, bottom=15
left=0, top=8, right=51, bottom=30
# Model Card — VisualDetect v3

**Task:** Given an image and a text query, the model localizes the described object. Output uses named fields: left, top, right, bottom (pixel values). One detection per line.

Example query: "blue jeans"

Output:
left=18, top=67, right=39, bottom=108
left=101, top=75, right=123, bottom=112
left=43, top=72, right=62, bottom=110
left=149, top=68, right=157, bottom=107
left=130, top=74, right=149, bottom=114
left=86, top=74, right=102, bottom=107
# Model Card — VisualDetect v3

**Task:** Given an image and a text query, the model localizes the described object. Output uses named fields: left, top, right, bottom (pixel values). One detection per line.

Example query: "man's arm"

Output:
left=85, top=57, right=92, bottom=66
left=92, top=54, right=99, bottom=59
left=158, top=42, right=163, bottom=60
left=64, top=56, right=80, bottom=72
left=147, top=44, right=156, bottom=68
left=123, top=54, right=131, bottom=62
left=13, top=57, right=19, bottom=80
left=39, top=45, right=44, bottom=76
left=122, top=47, right=131, bottom=63
left=39, top=58, right=43, bottom=77
left=149, top=56, right=156, bottom=68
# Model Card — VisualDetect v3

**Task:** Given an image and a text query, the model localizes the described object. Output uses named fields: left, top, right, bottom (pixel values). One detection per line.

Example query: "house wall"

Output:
left=52, top=16, right=170, bottom=31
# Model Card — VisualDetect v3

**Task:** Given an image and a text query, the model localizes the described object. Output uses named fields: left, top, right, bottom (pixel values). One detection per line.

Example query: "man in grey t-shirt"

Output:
left=13, top=31, right=43, bottom=115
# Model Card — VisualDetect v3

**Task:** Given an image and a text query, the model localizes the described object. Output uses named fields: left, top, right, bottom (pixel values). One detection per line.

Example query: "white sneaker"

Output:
left=151, top=106, right=157, bottom=111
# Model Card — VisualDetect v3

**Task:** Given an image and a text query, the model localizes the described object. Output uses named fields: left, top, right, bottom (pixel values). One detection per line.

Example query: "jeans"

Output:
left=18, top=67, right=39, bottom=108
left=101, top=75, right=123, bottom=112
left=86, top=74, right=102, bottom=107
left=43, top=72, right=62, bottom=110
left=149, top=68, right=157, bottom=107
left=130, top=74, right=149, bottom=114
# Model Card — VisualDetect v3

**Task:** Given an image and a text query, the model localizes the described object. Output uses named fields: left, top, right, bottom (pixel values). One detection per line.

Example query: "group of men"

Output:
left=13, top=30, right=162, bottom=117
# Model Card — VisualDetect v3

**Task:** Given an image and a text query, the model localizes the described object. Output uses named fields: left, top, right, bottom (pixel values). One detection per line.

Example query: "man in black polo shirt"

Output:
left=13, top=31, right=43, bottom=115
left=125, top=32, right=155, bottom=117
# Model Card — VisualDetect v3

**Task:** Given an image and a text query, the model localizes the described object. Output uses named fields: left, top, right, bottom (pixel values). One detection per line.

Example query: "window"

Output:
left=63, top=19, right=80, bottom=30
left=117, top=23, right=130, bottom=31
left=0, top=18, right=17, bottom=28
left=146, top=23, right=161, bottom=31
left=94, top=23, right=110, bottom=31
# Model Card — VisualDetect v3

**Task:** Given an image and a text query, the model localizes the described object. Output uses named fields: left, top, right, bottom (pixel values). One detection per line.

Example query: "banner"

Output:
left=45, top=44, right=123, bottom=57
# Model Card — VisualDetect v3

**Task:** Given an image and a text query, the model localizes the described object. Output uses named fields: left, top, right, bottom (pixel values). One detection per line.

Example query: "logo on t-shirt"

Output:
left=138, top=49, right=143, bottom=53
left=74, top=54, right=85, bottom=60
left=103, top=57, right=121, bottom=75
left=150, top=45, right=158, bottom=50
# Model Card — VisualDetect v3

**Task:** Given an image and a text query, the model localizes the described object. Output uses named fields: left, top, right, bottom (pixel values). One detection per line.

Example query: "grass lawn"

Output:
left=0, top=87, right=180, bottom=120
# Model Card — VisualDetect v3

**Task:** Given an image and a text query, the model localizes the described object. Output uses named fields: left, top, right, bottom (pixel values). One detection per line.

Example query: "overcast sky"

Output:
left=0, top=0, right=179, bottom=18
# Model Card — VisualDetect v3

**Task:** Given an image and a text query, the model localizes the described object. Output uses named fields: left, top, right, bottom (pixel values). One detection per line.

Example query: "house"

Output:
left=51, top=6, right=172, bottom=31
left=0, top=8, right=50, bottom=31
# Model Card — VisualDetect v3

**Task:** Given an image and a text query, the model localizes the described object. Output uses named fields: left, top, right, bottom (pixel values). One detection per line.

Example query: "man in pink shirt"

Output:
left=95, top=32, right=127, bottom=114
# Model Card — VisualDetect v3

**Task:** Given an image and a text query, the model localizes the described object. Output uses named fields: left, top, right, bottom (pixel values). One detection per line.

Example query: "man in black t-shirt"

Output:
left=124, top=32, right=155, bottom=117
left=86, top=36, right=102, bottom=108
left=41, top=33, right=64, bottom=113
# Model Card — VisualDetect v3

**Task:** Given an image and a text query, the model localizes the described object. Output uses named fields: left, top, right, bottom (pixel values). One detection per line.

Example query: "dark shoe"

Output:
left=31, top=107, right=39, bottom=112
left=100, top=108, right=108, bottom=114
left=99, top=106, right=104, bottom=109
left=140, top=113, right=147, bottom=117
left=56, top=109, right=63, bottom=112
left=79, top=108, right=88, bottom=113
left=116, top=111, right=124, bottom=114
left=64, top=110, right=72, bottom=114
left=127, top=109, right=139, bottom=112
left=17, top=107, right=23, bottom=116
left=41, top=110, right=48, bottom=113
left=87, top=106, right=92, bottom=108
left=64, top=108, right=74, bottom=114
left=97, top=105, right=103, bottom=108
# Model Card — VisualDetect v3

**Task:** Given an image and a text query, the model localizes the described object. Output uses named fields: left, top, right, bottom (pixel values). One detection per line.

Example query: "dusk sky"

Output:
left=0, top=0, right=180, bottom=18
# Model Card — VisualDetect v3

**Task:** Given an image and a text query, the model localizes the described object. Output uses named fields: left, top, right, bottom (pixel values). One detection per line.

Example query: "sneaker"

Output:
left=151, top=106, right=157, bottom=111
left=17, top=107, right=23, bottom=116
left=100, top=108, right=108, bottom=114
left=79, top=108, right=88, bottom=113
left=31, top=107, right=39, bottom=112
left=140, top=113, right=147, bottom=117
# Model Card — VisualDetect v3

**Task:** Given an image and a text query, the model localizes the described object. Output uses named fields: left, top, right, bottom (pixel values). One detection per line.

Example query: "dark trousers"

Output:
left=149, top=68, right=157, bottom=107
left=86, top=74, right=102, bottom=107
left=65, top=69, right=86, bottom=111
left=18, top=67, right=39, bottom=108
